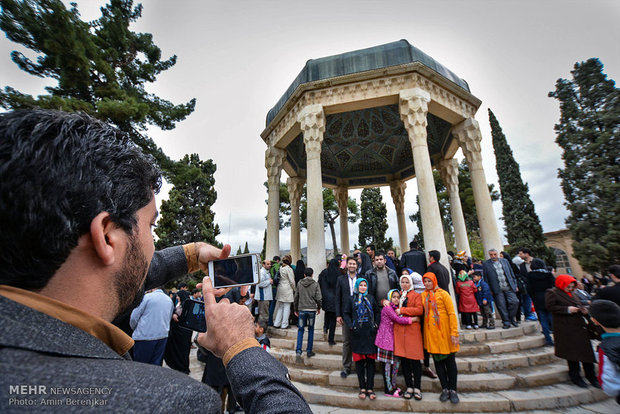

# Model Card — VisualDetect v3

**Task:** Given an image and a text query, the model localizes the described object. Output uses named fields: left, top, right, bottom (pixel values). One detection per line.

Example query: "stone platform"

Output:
left=265, top=321, right=613, bottom=412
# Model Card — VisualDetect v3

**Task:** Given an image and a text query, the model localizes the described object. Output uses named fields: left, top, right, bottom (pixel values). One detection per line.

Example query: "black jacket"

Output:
left=364, top=266, right=399, bottom=301
left=526, top=269, right=555, bottom=311
left=318, top=269, right=337, bottom=313
left=400, top=249, right=427, bottom=275
left=335, top=274, right=355, bottom=318
left=428, top=261, right=450, bottom=291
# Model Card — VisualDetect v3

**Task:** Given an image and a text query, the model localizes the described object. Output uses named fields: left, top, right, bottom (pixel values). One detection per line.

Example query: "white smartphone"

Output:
left=207, top=253, right=260, bottom=288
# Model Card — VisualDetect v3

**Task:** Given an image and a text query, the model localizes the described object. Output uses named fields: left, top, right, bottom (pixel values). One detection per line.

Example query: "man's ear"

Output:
left=90, top=212, right=121, bottom=266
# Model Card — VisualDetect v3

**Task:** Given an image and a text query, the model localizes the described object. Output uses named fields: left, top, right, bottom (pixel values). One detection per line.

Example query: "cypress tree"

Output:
left=358, top=188, right=393, bottom=251
left=489, top=109, right=554, bottom=264
left=549, top=58, right=619, bottom=274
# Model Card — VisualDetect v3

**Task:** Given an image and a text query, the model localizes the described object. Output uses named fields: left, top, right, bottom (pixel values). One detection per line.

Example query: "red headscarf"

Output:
left=555, top=274, right=577, bottom=296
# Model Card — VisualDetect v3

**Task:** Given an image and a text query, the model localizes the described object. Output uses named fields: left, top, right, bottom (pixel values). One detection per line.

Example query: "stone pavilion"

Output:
left=261, top=40, right=503, bottom=274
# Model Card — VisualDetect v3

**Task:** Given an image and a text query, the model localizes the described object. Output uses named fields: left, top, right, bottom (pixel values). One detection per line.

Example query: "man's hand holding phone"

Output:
left=197, top=275, right=255, bottom=358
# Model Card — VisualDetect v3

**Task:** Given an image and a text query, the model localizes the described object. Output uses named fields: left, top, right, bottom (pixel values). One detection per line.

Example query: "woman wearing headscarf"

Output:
left=318, top=258, right=340, bottom=345
left=343, top=278, right=379, bottom=401
left=545, top=274, right=599, bottom=388
left=273, top=255, right=296, bottom=329
left=358, top=252, right=373, bottom=276
left=421, top=272, right=460, bottom=404
left=394, top=273, right=424, bottom=400
left=403, top=268, right=438, bottom=379
left=526, top=258, right=555, bottom=346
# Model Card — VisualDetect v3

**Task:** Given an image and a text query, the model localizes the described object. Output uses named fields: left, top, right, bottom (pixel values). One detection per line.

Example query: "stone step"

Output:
left=293, top=381, right=609, bottom=412
left=287, top=362, right=570, bottom=392
left=271, top=332, right=546, bottom=356
left=268, top=321, right=540, bottom=344
left=270, top=346, right=559, bottom=373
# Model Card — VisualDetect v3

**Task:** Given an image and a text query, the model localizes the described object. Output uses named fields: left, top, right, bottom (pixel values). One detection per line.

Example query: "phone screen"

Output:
left=211, top=255, right=257, bottom=288
left=178, top=298, right=206, bottom=332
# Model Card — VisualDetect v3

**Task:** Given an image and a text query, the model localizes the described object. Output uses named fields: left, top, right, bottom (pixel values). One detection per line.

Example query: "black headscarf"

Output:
left=359, top=252, right=373, bottom=275
left=500, top=251, right=520, bottom=275
left=325, top=258, right=340, bottom=288
left=294, top=260, right=306, bottom=285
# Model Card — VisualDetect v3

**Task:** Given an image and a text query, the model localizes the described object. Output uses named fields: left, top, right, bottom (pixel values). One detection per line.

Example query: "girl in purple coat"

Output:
left=374, top=289, right=413, bottom=397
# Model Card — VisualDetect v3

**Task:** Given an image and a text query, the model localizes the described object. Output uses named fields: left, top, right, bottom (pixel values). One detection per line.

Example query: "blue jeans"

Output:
left=521, top=293, right=536, bottom=319
left=536, top=310, right=553, bottom=344
left=296, top=311, right=316, bottom=354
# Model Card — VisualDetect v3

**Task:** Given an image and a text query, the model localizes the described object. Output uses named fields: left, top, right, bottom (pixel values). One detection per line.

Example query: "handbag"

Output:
left=584, top=315, right=604, bottom=341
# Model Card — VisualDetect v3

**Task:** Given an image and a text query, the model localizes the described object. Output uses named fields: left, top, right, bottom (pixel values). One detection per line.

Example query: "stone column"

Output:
left=334, top=185, right=350, bottom=256
left=439, top=158, right=471, bottom=257
left=265, top=146, right=285, bottom=261
left=389, top=180, right=408, bottom=254
left=297, top=104, right=326, bottom=275
left=400, top=89, right=457, bottom=320
left=287, top=177, right=304, bottom=263
left=399, top=88, right=448, bottom=265
left=453, top=118, right=503, bottom=257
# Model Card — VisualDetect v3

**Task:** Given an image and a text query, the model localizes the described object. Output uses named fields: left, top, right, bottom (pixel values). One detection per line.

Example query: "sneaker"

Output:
left=502, top=323, right=511, bottom=329
left=449, top=390, right=460, bottom=404
left=439, top=389, right=450, bottom=402
left=473, top=324, right=479, bottom=329
left=307, top=351, right=316, bottom=358
left=526, top=315, right=538, bottom=321
left=465, top=325, right=473, bottom=329
left=340, top=370, right=349, bottom=378
left=487, top=325, right=495, bottom=330
left=422, top=367, right=437, bottom=379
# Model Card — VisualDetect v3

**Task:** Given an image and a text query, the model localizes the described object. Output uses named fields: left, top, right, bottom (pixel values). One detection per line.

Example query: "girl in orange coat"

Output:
left=421, top=272, right=460, bottom=404
left=394, top=274, right=425, bottom=400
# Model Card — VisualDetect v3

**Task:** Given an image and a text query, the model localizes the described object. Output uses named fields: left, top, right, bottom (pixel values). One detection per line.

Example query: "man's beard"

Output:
left=112, top=233, right=150, bottom=321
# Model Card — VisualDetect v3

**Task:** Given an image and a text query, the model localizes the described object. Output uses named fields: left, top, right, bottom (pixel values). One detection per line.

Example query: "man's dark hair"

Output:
left=0, top=110, right=161, bottom=290
left=609, top=264, right=620, bottom=278
left=429, top=250, right=441, bottom=262
left=191, top=288, right=201, bottom=294
left=375, top=251, right=386, bottom=259
left=304, top=268, right=313, bottom=277
left=589, top=300, right=620, bottom=329
left=409, top=240, right=419, bottom=250
left=518, top=247, right=532, bottom=256
left=347, top=257, right=358, bottom=265
left=366, top=244, right=375, bottom=252
left=177, top=282, right=187, bottom=290
left=272, top=256, right=280, bottom=262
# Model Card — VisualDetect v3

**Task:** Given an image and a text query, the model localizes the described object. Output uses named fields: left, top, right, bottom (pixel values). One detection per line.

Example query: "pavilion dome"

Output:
left=266, top=39, right=470, bottom=126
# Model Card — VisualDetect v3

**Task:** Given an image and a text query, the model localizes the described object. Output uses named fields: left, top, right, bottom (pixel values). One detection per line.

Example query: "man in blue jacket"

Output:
left=482, top=249, right=520, bottom=329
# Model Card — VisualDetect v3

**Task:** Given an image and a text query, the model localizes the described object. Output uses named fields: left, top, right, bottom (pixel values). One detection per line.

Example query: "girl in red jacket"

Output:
left=455, top=270, right=480, bottom=329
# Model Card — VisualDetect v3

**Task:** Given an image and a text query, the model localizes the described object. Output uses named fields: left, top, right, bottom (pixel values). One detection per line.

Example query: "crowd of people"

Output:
left=1, top=109, right=618, bottom=413
left=253, top=240, right=620, bottom=406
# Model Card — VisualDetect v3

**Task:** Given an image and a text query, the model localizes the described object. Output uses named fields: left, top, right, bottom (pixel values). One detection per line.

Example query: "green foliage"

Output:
left=155, top=154, right=220, bottom=249
left=489, top=109, right=555, bottom=265
left=549, top=58, right=620, bottom=274
left=243, top=241, right=249, bottom=254
left=0, top=0, right=195, bottom=179
left=236, top=246, right=242, bottom=255
left=358, top=188, right=393, bottom=251
left=409, top=160, right=499, bottom=248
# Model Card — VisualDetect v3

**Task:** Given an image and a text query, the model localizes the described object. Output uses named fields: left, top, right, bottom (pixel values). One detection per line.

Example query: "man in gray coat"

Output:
left=482, top=249, right=520, bottom=329
left=0, top=110, right=311, bottom=413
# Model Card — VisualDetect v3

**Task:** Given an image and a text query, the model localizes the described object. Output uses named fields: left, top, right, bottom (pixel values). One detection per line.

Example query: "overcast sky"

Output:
left=2, top=0, right=618, bottom=255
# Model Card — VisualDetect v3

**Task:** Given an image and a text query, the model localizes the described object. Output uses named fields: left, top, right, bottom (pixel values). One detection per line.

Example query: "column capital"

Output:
left=334, top=185, right=348, bottom=209
left=439, top=158, right=460, bottom=195
left=453, top=118, right=483, bottom=168
left=287, top=176, right=305, bottom=208
left=399, top=88, right=430, bottom=146
left=297, top=104, right=325, bottom=160
left=389, top=180, right=407, bottom=213
left=265, top=146, right=286, bottom=186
